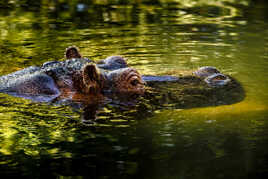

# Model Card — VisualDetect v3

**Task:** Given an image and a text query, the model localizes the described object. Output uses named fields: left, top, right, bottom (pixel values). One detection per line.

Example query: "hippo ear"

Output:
left=82, top=64, right=101, bottom=93
left=65, top=46, right=82, bottom=59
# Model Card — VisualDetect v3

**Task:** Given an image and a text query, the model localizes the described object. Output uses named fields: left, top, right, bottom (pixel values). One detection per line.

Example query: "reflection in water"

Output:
left=82, top=104, right=99, bottom=123
left=64, top=75, right=245, bottom=125
left=0, top=0, right=268, bottom=178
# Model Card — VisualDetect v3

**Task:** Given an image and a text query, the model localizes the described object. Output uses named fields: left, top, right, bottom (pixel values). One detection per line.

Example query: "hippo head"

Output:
left=107, top=67, right=145, bottom=95
left=77, top=64, right=145, bottom=95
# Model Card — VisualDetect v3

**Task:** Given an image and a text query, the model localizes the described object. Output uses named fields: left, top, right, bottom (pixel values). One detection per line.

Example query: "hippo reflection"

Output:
left=0, top=46, right=244, bottom=121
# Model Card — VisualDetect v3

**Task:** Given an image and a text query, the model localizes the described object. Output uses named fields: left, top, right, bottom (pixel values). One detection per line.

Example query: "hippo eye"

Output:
left=130, top=79, right=139, bottom=86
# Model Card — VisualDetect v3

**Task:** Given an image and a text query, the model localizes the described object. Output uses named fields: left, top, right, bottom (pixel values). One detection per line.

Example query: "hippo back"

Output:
left=0, top=66, right=41, bottom=90
left=41, top=58, right=92, bottom=79
left=0, top=66, right=60, bottom=101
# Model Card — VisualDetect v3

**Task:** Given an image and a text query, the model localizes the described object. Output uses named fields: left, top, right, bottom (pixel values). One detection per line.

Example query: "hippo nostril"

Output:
left=212, top=75, right=227, bottom=81
left=204, top=73, right=230, bottom=87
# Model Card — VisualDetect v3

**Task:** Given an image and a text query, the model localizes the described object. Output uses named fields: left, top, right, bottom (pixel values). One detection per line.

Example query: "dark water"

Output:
left=0, top=0, right=268, bottom=178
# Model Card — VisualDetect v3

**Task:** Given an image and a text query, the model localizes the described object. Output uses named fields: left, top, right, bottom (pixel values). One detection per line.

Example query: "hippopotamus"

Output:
left=0, top=46, right=145, bottom=101
left=0, top=46, right=240, bottom=106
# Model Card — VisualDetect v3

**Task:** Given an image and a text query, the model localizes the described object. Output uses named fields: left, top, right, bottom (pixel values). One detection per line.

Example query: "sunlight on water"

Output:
left=0, top=0, right=268, bottom=178
left=175, top=100, right=267, bottom=117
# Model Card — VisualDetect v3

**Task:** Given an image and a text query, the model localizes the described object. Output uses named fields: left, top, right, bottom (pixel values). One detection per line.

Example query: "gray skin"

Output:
left=0, top=66, right=60, bottom=102
left=97, top=56, right=128, bottom=70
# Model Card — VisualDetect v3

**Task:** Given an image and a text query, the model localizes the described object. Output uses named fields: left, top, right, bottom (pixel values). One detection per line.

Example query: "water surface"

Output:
left=0, top=0, right=268, bottom=178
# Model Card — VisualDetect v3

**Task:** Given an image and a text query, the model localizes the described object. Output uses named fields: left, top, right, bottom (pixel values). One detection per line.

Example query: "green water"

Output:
left=0, top=0, right=268, bottom=178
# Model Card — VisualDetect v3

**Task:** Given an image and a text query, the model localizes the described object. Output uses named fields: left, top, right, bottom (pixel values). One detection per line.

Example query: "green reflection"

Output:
left=0, top=0, right=268, bottom=178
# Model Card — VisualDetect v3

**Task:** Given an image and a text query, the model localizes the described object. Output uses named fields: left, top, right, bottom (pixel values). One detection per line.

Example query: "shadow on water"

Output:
left=71, top=75, right=245, bottom=124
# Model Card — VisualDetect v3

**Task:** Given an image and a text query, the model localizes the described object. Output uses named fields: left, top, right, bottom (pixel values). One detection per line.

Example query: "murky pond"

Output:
left=0, top=0, right=268, bottom=178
